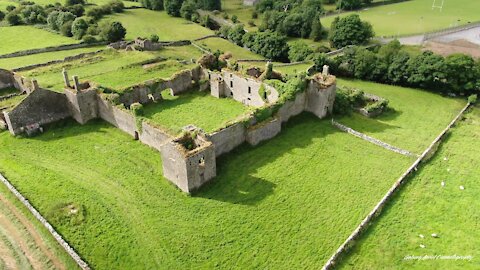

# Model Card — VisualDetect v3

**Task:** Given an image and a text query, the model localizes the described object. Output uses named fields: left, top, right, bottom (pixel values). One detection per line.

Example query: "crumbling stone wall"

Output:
left=65, top=88, right=98, bottom=124
left=206, top=69, right=279, bottom=107
left=0, top=69, right=14, bottom=89
left=207, top=122, right=247, bottom=157
left=305, top=82, right=336, bottom=119
left=277, top=91, right=307, bottom=123
left=4, top=88, right=71, bottom=135
left=97, top=97, right=137, bottom=137
left=246, top=118, right=282, bottom=146
left=139, top=122, right=172, bottom=152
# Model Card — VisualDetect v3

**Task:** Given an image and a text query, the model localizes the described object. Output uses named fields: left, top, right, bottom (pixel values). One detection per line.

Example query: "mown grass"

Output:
left=321, top=0, right=480, bottom=36
left=143, top=90, right=251, bottom=134
left=20, top=49, right=196, bottom=92
left=0, top=46, right=104, bottom=70
left=196, top=37, right=264, bottom=60
left=274, top=62, right=313, bottom=76
left=338, top=107, right=480, bottom=269
left=104, top=8, right=214, bottom=40
left=221, top=0, right=262, bottom=31
left=336, top=79, right=466, bottom=154
left=0, top=26, right=77, bottom=56
left=0, top=113, right=413, bottom=269
left=0, top=183, right=80, bottom=269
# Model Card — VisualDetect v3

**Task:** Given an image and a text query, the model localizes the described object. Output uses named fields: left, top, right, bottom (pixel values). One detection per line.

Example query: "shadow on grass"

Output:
left=195, top=112, right=339, bottom=206
left=28, top=118, right=108, bottom=141
left=337, top=109, right=403, bottom=134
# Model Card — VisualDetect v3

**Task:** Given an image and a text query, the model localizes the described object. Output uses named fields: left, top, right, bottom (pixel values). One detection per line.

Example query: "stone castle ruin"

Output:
left=1, top=55, right=336, bottom=193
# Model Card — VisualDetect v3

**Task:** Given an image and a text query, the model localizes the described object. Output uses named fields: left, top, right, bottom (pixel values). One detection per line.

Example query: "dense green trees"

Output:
left=288, top=41, right=313, bottom=62
left=164, top=0, right=183, bottom=17
left=242, top=31, right=289, bottom=61
left=99, top=21, right=126, bottom=42
left=327, top=40, right=480, bottom=95
left=71, top=17, right=89, bottom=39
left=329, top=14, right=373, bottom=48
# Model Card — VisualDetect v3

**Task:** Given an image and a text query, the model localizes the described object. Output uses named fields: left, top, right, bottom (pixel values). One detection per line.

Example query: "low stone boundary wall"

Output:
left=0, top=92, right=24, bottom=101
left=0, top=42, right=105, bottom=59
left=246, top=118, right=282, bottom=146
left=208, top=122, right=247, bottom=157
left=193, top=35, right=218, bottom=41
left=12, top=49, right=105, bottom=72
left=322, top=103, right=471, bottom=270
left=424, top=21, right=480, bottom=41
left=332, top=120, right=416, bottom=157
left=0, top=173, right=90, bottom=270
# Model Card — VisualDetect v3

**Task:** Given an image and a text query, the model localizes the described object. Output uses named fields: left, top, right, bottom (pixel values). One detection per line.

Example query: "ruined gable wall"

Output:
left=160, top=142, right=190, bottom=192
left=65, top=89, right=98, bottom=124
left=4, top=89, right=71, bottom=135
left=305, top=83, right=336, bottom=119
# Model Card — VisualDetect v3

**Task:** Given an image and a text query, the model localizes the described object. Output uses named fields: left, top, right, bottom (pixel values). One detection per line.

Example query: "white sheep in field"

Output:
left=441, top=181, right=445, bottom=187
left=460, top=186, right=465, bottom=190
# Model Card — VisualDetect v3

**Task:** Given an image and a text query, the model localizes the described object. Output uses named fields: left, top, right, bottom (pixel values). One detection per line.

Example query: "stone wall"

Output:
left=206, top=69, right=279, bottom=107
left=207, top=122, right=247, bottom=157
left=12, top=50, right=104, bottom=72
left=246, top=118, right=282, bottom=146
left=305, top=83, right=336, bottom=119
left=97, top=97, right=137, bottom=137
left=4, top=89, right=71, bottom=135
left=65, top=88, right=98, bottom=124
left=0, top=69, right=14, bottom=89
left=0, top=43, right=105, bottom=59
left=277, top=91, right=307, bottom=123
left=119, top=85, right=161, bottom=107
left=139, top=122, right=172, bottom=152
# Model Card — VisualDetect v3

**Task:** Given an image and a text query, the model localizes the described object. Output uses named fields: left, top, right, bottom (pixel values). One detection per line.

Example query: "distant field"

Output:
left=222, top=0, right=262, bottom=31
left=0, top=46, right=105, bottom=70
left=322, top=0, right=480, bottom=36
left=104, top=8, right=214, bottom=41
left=20, top=49, right=197, bottom=92
left=0, top=0, right=138, bottom=7
left=337, top=79, right=466, bottom=154
left=338, top=107, right=480, bottom=269
left=143, top=90, right=251, bottom=134
left=196, top=37, right=264, bottom=60
left=0, top=113, right=412, bottom=269
left=274, top=62, right=313, bottom=76
left=0, top=26, right=77, bottom=56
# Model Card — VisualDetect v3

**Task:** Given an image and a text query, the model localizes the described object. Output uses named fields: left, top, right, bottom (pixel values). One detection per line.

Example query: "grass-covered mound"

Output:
left=338, top=107, right=480, bottom=269
left=0, top=113, right=412, bottom=269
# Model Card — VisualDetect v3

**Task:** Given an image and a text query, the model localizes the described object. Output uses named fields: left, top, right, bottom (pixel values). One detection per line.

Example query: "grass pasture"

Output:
left=0, top=26, right=77, bottom=56
left=0, top=113, right=413, bottom=269
left=196, top=37, right=264, bottom=60
left=104, top=9, right=214, bottom=41
left=321, top=0, right=480, bottom=37
left=338, top=107, right=480, bottom=270
left=221, top=0, right=262, bottom=31
left=336, top=79, right=466, bottom=154
left=143, top=90, right=251, bottom=135
left=20, top=49, right=197, bottom=92
left=0, top=46, right=105, bottom=70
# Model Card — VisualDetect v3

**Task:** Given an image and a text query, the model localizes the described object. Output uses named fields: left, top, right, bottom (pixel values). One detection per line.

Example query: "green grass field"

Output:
left=196, top=37, right=264, bottom=60
left=274, top=62, right=313, bottom=76
left=0, top=26, right=77, bottom=56
left=104, top=8, right=214, bottom=41
left=0, top=113, right=413, bottom=269
left=336, top=79, right=466, bottom=154
left=0, top=95, right=25, bottom=110
left=0, top=46, right=105, bottom=70
left=143, top=90, right=251, bottom=134
left=221, top=0, right=262, bottom=31
left=322, top=0, right=480, bottom=36
left=338, top=107, right=480, bottom=269
left=20, top=49, right=197, bottom=92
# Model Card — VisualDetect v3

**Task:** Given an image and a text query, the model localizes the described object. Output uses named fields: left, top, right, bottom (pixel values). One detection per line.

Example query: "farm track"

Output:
left=0, top=193, right=65, bottom=270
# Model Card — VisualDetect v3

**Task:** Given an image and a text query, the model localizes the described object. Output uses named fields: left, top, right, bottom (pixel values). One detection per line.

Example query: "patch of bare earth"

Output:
left=0, top=193, right=66, bottom=270
left=424, top=39, right=480, bottom=58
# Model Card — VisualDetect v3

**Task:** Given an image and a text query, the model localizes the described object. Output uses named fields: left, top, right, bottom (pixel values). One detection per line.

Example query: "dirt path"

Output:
left=0, top=193, right=66, bottom=270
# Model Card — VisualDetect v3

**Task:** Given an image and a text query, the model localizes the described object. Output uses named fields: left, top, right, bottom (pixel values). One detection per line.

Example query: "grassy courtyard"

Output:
left=336, top=79, right=466, bottom=154
left=0, top=113, right=413, bottom=269
left=104, top=8, right=214, bottom=41
left=0, top=26, right=77, bottom=56
left=338, top=107, right=480, bottom=270
left=143, top=90, right=251, bottom=135
left=321, top=0, right=480, bottom=36
left=20, top=49, right=197, bottom=92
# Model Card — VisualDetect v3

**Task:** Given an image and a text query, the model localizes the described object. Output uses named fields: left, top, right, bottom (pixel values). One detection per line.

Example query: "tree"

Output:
left=180, top=0, right=196, bottom=20
left=21, top=4, right=46, bottom=24
left=5, top=12, right=21, bottom=26
left=245, top=31, right=289, bottom=62
left=281, top=13, right=303, bottom=37
left=444, top=54, right=478, bottom=93
left=227, top=24, right=245, bottom=46
left=149, top=34, right=159, bottom=42
left=337, top=0, right=362, bottom=10
left=56, top=12, right=76, bottom=31
left=288, top=41, right=313, bottom=62
left=202, top=0, right=221, bottom=11
left=141, top=0, right=164, bottom=10
left=310, top=14, right=323, bottom=41
left=60, top=21, right=73, bottom=37
left=164, top=0, right=183, bottom=17
left=406, top=51, right=446, bottom=91
left=47, top=11, right=60, bottom=30
left=65, top=0, right=85, bottom=6
left=71, top=17, right=88, bottom=39
left=387, top=51, right=410, bottom=85
left=100, top=21, right=126, bottom=42
left=329, top=14, right=374, bottom=48
left=0, top=11, right=4, bottom=21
